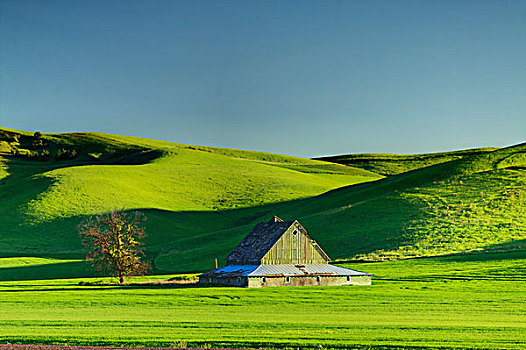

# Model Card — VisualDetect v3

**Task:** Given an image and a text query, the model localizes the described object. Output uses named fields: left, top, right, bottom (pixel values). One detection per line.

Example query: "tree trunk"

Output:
left=119, top=274, right=124, bottom=284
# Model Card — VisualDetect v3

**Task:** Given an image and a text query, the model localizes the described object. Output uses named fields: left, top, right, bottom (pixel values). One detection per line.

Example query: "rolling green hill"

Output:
left=315, top=147, right=499, bottom=175
left=154, top=142, right=525, bottom=271
left=274, top=143, right=526, bottom=262
left=0, top=127, right=524, bottom=275
left=0, top=127, right=380, bottom=269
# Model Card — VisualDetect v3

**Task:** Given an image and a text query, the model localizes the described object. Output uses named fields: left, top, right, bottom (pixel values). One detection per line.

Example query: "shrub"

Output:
left=30, top=139, right=45, bottom=149
left=14, top=148, right=50, bottom=161
left=40, top=149, right=50, bottom=160
left=0, top=131, right=20, bottom=142
left=14, top=148, right=37, bottom=159
left=55, top=148, right=78, bottom=161
left=29, top=131, right=47, bottom=149
left=0, top=141, right=13, bottom=154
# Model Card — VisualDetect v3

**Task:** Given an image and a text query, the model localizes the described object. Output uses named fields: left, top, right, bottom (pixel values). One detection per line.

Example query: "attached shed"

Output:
left=199, top=216, right=372, bottom=287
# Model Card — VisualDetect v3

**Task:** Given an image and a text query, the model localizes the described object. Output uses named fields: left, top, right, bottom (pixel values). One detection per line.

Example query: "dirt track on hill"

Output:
left=0, top=346, right=249, bottom=350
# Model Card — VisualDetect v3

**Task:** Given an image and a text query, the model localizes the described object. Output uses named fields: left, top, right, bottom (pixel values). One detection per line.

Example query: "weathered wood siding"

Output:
left=260, top=223, right=329, bottom=264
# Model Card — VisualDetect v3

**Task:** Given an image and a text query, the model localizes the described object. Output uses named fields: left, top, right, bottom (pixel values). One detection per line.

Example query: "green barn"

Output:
left=199, top=216, right=372, bottom=287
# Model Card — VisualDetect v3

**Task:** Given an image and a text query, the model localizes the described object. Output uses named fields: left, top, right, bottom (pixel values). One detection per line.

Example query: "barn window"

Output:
left=285, top=276, right=291, bottom=283
left=346, top=276, right=350, bottom=282
left=316, top=276, right=321, bottom=282
left=262, top=277, right=266, bottom=283
left=237, top=277, right=242, bottom=283
left=292, top=229, right=298, bottom=236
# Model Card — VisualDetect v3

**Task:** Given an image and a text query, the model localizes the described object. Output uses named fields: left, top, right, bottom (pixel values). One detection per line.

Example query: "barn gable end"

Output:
left=260, top=221, right=330, bottom=264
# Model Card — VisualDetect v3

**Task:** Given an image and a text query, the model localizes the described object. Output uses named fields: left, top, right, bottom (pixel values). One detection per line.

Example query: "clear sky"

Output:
left=1, top=0, right=525, bottom=157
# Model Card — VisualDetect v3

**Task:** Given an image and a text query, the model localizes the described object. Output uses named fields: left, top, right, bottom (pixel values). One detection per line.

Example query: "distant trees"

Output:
left=79, top=208, right=150, bottom=284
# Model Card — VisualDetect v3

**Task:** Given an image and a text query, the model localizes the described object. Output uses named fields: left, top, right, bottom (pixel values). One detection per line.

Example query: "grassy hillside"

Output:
left=272, top=142, right=526, bottom=262
left=1, top=127, right=524, bottom=275
left=316, top=148, right=498, bottom=175
left=0, top=127, right=380, bottom=267
left=134, top=142, right=526, bottom=272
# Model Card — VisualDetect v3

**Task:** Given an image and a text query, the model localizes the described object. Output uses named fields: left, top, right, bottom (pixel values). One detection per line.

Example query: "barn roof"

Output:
left=226, top=216, right=296, bottom=264
left=200, top=264, right=372, bottom=278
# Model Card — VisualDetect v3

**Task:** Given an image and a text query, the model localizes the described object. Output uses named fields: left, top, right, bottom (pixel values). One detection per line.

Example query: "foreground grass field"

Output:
left=0, top=251, right=524, bottom=350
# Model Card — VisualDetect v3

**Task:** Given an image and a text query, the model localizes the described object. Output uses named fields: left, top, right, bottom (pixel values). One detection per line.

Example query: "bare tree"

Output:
left=79, top=208, right=150, bottom=284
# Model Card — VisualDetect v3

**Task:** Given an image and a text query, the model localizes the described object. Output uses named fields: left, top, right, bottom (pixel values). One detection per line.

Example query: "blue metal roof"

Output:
left=200, top=264, right=371, bottom=277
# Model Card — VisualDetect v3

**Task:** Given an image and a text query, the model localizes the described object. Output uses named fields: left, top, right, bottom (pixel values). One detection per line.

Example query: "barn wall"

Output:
left=261, top=224, right=328, bottom=264
left=350, top=275, right=372, bottom=285
left=248, top=275, right=372, bottom=288
left=199, top=276, right=248, bottom=287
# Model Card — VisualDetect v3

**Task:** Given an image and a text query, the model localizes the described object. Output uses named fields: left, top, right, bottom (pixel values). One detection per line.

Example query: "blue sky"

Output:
left=1, top=0, right=525, bottom=157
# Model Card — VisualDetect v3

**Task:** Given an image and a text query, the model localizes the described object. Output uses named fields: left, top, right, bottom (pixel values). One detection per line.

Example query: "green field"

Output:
left=0, top=251, right=524, bottom=350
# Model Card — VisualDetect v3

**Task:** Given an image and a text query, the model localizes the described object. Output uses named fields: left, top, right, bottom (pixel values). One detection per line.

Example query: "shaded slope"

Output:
left=316, top=147, right=498, bottom=175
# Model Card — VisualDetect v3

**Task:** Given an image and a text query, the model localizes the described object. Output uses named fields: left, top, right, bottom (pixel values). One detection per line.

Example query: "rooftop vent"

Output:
left=269, top=216, right=284, bottom=223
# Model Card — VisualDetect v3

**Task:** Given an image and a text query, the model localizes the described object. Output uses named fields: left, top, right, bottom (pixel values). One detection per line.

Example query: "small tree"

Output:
left=79, top=208, right=150, bottom=284
left=30, top=131, right=45, bottom=149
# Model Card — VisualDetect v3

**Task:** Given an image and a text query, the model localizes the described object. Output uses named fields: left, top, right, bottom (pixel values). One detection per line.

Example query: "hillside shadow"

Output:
left=0, top=174, right=433, bottom=278
left=0, top=283, right=202, bottom=293
left=1, top=147, right=164, bottom=178
left=0, top=261, right=91, bottom=281
left=437, top=242, right=526, bottom=263
left=0, top=138, right=164, bottom=232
